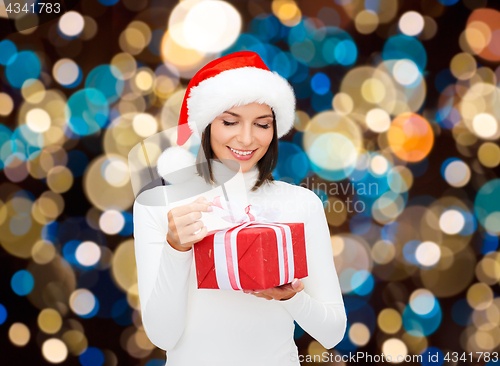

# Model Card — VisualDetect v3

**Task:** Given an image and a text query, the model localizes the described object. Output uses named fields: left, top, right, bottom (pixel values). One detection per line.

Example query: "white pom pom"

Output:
left=157, top=147, right=196, bottom=183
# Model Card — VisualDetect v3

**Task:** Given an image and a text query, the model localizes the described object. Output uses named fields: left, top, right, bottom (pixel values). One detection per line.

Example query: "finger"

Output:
left=182, top=220, right=204, bottom=236
left=174, top=200, right=213, bottom=217
left=177, top=221, right=203, bottom=243
left=291, top=278, right=304, bottom=292
left=252, top=293, right=273, bottom=300
left=191, top=225, right=208, bottom=243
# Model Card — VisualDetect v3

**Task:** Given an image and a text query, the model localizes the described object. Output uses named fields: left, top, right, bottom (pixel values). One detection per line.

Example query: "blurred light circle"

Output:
left=10, top=215, right=32, bottom=236
left=62, top=329, right=88, bottom=356
left=351, top=270, right=374, bottom=296
left=382, top=338, right=407, bottom=363
left=378, top=308, right=402, bottom=334
left=415, top=241, right=441, bottom=267
left=478, top=142, right=500, bottom=168
left=5, top=51, right=41, bottom=88
left=47, top=166, right=73, bottom=193
left=38, top=191, right=65, bottom=220
left=99, top=209, right=125, bottom=235
left=366, top=108, right=391, bottom=132
left=465, top=21, right=491, bottom=54
left=26, top=108, right=51, bottom=133
left=467, top=8, right=500, bottom=62
left=335, top=39, right=358, bottom=66
left=79, top=346, right=105, bottom=366
left=101, top=157, right=129, bottom=187
left=370, top=155, right=389, bottom=175
left=355, top=10, right=379, bottom=35
left=38, top=308, right=63, bottom=334
left=332, top=92, right=353, bottom=115
left=0, top=39, right=17, bottom=65
left=111, top=53, right=137, bottom=81
left=134, top=69, right=154, bottom=92
left=409, top=289, right=436, bottom=315
left=467, top=283, right=493, bottom=310
left=75, top=241, right=101, bottom=266
left=275, top=141, right=309, bottom=185
left=179, top=0, right=241, bottom=53
left=307, top=132, right=357, bottom=171
left=349, top=322, right=370, bottom=346
left=85, top=65, right=124, bottom=104
left=439, top=209, right=465, bottom=234
left=272, top=0, right=302, bottom=27
left=476, top=255, right=500, bottom=285
left=474, top=179, right=500, bottom=234
left=0, top=304, right=6, bottom=325
left=311, top=72, right=330, bottom=95
left=442, top=159, right=470, bottom=187
left=132, top=113, right=158, bottom=138
left=371, top=240, right=395, bottom=264
left=399, top=11, right=424, bottom=36
left=69, top=289, right=96, bottom=316
left=21, top=78, right=45, bottom=104
left=9, top=322, right=30, bottom=346
left=53, top=58, right=81, bottom=87
left=11, top=269, right=34, bottom=296
left=119, top=22, right=151, bottom=56
left=59, top=11, right=84, bottom=37
left=387, top=113, right=434, bottom=162
left=84, top=154, right=135, bottom=211
left=362, top=78, right=386, bottom=103
left=383, top=35, right=427, bottom=71
left=66, top=88, right=109, bottom=137
left=32, top=240, right=56, bottom=265
left=472, top=113, right=498, bottom=139
left=450, top=52, right=477, bottom=80
left=421, top=16, right=438, bottom=40
left=393, top=59, right=420, bottom=86
left=42, top=338, right=68, bottom=363
left=112, top=239, right=138, bottom=292
left=0, top=93, right=14, bottom=116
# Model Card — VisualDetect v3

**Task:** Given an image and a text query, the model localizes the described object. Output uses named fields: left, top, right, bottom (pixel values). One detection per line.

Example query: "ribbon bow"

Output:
left=209, top=195, right=282, bottom=224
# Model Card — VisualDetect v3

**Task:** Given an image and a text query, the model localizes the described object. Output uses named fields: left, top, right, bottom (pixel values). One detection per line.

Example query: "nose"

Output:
left=236, top=122, right=253, bottom=147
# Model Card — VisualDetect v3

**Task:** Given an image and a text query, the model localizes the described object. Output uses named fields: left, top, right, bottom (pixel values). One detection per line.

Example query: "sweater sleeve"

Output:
left=133, top=198, right=193, bottom=351
left=279, top=190, right=347, bottom=350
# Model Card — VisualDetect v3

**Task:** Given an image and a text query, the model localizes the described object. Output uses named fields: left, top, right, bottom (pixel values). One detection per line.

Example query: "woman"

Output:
left=133, top=51, right=347, bottom=365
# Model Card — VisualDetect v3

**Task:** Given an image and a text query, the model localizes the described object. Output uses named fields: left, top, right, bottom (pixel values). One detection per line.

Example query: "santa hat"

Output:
left=176, top=50, right=296, bottom=146
left=157, top=51, right=296, bottom=181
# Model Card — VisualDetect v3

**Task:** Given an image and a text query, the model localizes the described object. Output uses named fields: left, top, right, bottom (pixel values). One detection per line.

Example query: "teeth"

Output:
left=229, top=147, right=254, bottom=156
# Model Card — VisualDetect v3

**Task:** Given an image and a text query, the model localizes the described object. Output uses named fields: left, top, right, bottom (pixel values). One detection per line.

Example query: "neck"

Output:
left=211, top=160, right=259, bottom=192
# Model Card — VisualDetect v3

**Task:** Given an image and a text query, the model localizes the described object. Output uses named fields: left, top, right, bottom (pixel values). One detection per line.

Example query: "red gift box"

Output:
left=193, top=222, right=308, bottom=290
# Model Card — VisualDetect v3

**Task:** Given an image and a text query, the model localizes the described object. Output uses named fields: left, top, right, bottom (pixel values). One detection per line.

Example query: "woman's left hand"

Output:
left=243, top=278, right=304, bottom=301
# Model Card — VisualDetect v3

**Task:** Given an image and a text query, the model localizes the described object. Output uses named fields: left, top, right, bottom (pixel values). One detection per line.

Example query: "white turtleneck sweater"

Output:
left=132, top=161, right=347, bottom=366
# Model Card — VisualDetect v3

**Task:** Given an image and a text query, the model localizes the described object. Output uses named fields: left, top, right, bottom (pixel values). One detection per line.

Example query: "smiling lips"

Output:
left=227, top=146, right=257, bottom=160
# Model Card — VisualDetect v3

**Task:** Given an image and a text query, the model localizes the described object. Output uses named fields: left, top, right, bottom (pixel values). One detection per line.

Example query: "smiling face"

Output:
left=210, top=102, right=274, bottom=173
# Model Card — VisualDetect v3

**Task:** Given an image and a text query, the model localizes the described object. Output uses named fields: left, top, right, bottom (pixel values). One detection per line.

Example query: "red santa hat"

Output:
left=176, top=50, right=296, bottom=146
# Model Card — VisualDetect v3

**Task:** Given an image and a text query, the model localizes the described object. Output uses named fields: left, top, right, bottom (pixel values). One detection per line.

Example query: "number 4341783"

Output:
left=6, top=3, right=61, bottom=14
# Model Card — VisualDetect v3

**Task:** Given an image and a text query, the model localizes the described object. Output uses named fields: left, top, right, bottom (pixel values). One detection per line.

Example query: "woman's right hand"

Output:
left=166, top=196, right=213, bottom=252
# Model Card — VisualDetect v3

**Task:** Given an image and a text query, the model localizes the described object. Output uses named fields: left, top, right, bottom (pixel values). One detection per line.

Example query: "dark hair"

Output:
left=195, top=110, right=278, bottom=192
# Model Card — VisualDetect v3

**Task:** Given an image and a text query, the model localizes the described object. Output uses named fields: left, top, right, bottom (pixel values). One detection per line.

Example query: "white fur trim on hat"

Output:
left=157, top=146, right=196, bottom=184
left=186, top=67, right=296, bottom=138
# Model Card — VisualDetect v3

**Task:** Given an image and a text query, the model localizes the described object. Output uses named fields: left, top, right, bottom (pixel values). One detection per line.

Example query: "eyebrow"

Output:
left=222, top=111, right=273, bottom=119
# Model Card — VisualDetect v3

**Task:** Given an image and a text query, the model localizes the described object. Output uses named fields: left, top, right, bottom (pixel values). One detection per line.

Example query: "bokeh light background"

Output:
left=1, top=0, right=500, bottom=365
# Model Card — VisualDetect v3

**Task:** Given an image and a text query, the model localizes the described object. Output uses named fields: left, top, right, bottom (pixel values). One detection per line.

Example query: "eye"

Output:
left=222, top=120, right=236, bottom=126
left=257, top=123, right=271, bottom=129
